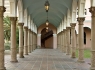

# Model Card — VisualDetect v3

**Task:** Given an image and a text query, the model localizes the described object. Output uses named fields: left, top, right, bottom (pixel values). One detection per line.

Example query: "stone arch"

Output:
left=9, top=0, right=17, bottom=17
left=38, top=23, right=57, bottom=34
left=17, top=0, right=24, bottom=23
left=83, top=27, right=91, bottom=49
left=0, top=0, right=4, bottom=6
left=27, top=15, right=31, bottom=29
left=24, top=9, right=28, bottom=26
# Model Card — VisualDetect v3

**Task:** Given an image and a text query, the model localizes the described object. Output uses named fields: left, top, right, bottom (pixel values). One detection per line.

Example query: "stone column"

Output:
left=89, top=7, right=95, bottom=70
left=62, top=30, right=65, bottom=53
left=32, top=32, right=34, bottom=50
left=66, top=27, right=71, bottom=55
left=64, top=29, right=66, bottom=53
left=58, top=33, right=60, bottom=50
left=0, top=6, right=6, bottom=70
left=34, top=33, right=36, bottom=49
left=24, top=26, right=28, bottom=55
left=53, top=34, right=57, bottom=49
left=77, top=17, right=85, bottom=62
left=35, top=34, right=37, bottom=49
left=60, top=32, right=62, bottom=51
left=10, top=17, right=18, bottom=62
left=30, top=30, right=32, bottom=51
left=37, top=34, right=41, bottom=48
left=70, top=23, right=76, bottom=58
left=18, top=23, right=24, bottom=58
left=76, top=34, right=79, bottom=49
left=31, top=31, right=33, bottom=51
left=59, top=33, right=61, bottom=50
left=57, top=34, right=59, bottom=49
left=28, top=29, right=31, bottom=53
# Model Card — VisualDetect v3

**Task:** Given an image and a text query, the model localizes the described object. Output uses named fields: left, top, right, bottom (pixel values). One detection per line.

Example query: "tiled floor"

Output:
left=5, top=49, right=90, bottom=70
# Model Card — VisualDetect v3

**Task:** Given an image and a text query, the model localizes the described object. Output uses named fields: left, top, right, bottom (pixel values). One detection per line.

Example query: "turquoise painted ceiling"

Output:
left=22, top=0, right=78, bottom=27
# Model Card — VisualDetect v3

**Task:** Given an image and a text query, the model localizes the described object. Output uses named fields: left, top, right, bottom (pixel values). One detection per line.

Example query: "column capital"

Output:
left=18, top=23, right=24, bottom=26
left=89, top=7, right=95, bottom=17
left=28, top=29, right=31, bottom=32
left=63, top=29, right=66, bottom=32
left=0, top=6, right=6, bottom=12
left=24, top=26, right=28, bottom=30
left=77, top=17, right=85, bottom=24
left=70, top=23, right=76, bottom=27
left=0, top=6, right=6, bottom=17
left=66, top=27, right=71, bottom=30
left=10, top=17, right=17, bottom=21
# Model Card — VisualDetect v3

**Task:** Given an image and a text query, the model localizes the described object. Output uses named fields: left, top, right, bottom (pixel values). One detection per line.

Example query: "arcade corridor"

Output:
left=5, top=49, right=90, bottom=70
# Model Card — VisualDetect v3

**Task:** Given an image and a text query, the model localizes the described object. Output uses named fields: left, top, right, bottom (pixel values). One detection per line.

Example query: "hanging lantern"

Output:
left=45, top=1, right=50, bottom=12
left=46, top=20, right=49, bottom=26
left=46, top=26, right=48, bottom=30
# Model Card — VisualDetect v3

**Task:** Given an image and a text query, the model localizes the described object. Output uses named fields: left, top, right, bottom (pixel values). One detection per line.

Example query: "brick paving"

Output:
left=5, top=49, right=90, bottom=70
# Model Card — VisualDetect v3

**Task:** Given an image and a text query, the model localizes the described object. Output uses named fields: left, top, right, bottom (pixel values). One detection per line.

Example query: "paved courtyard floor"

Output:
left=5, top=49, right=90, bottom=70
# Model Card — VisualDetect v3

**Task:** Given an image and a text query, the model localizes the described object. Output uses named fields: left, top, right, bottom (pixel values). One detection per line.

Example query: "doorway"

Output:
left=41, top=28, right=53, bottom=49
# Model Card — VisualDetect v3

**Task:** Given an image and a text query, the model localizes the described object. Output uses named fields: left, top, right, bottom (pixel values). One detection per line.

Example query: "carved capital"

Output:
left=0, top=6, right=6, bottom=17
left=66, top=27, right=71, bottom=30
left=0, top=6, right=6, bottom=12
left=28, top=29, right=31, bottom=32
left=89, top=7, right=95, bottom=17
left=70, top=23, right=76, bottom=27
left=24, top=26, right=28, bottom=30
left=18, top=23, right=24, bottom=26
left=10, top=17, right=17, bottom=21
left=77, top=17, right=85, bottom=25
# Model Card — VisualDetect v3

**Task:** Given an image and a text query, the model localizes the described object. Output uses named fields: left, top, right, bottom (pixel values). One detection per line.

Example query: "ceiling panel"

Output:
left=22, top=0, right=78, bottom=27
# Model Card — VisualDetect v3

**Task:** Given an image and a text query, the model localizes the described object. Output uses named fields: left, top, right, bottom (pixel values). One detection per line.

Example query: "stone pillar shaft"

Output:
left=62, top=30, right=65, bottom=53
left=30, top=31, right=32, bottom=51
left=70, top=23, right=76, bottom=58
left=28, top=29, right=31, bottom=53
left=66, top=27, right=71, bottom=55
left=77, top=17, right=85, bottom=62
left=89, top=7, right=95, bottom=70
left=18, top=23, right=24, bottom=58
left=10, top=17, right=18, bottom=62
left=0, top=6, right=6, bottom=70
left=64, top=30, right=66, bottom=53
left=53, top=34, right=57, bottom=49
left=59, top=33, right=61, bottom=50
left=32, top=32, right=34, bottom=50
left=60, top=32, right=63, bottom=51
left=24, top=27, right=28, bottom=55
left=76, top=34, right=79, bottom=49
left=31, top=31, right=33, bottom=51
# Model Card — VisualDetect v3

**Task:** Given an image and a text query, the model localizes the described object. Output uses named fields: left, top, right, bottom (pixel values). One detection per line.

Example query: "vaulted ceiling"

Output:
left=22, top=0, right=78, bottom=27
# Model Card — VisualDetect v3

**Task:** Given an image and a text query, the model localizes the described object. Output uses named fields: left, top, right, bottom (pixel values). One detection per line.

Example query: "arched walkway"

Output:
left=0, top=0, right=95, bottom=70
left=5, top=49, right=90, bottom=70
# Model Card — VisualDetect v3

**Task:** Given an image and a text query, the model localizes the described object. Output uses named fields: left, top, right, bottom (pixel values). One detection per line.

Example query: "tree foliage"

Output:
left=3, top=16, right=19, bottom=44
left=3, top=16, right=11, bottom=41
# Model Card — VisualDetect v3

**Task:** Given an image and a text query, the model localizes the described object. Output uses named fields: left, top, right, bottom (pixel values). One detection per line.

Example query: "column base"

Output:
left=10, top=60, right=18, bottom=63
left=77, top=60, right=85, bottom=63
left=71, top=56, right=76, bottom=58
left=24, top=54, right=28, bottom=55
left=0, top=67, right=6, bottom=70
left=19, top=56, right=24, bottom=58
left=28, top=51, right=31, bottom=53
left=66, top=53, right=70, bottom=55
left=90, top=67, right=95, bottom=70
